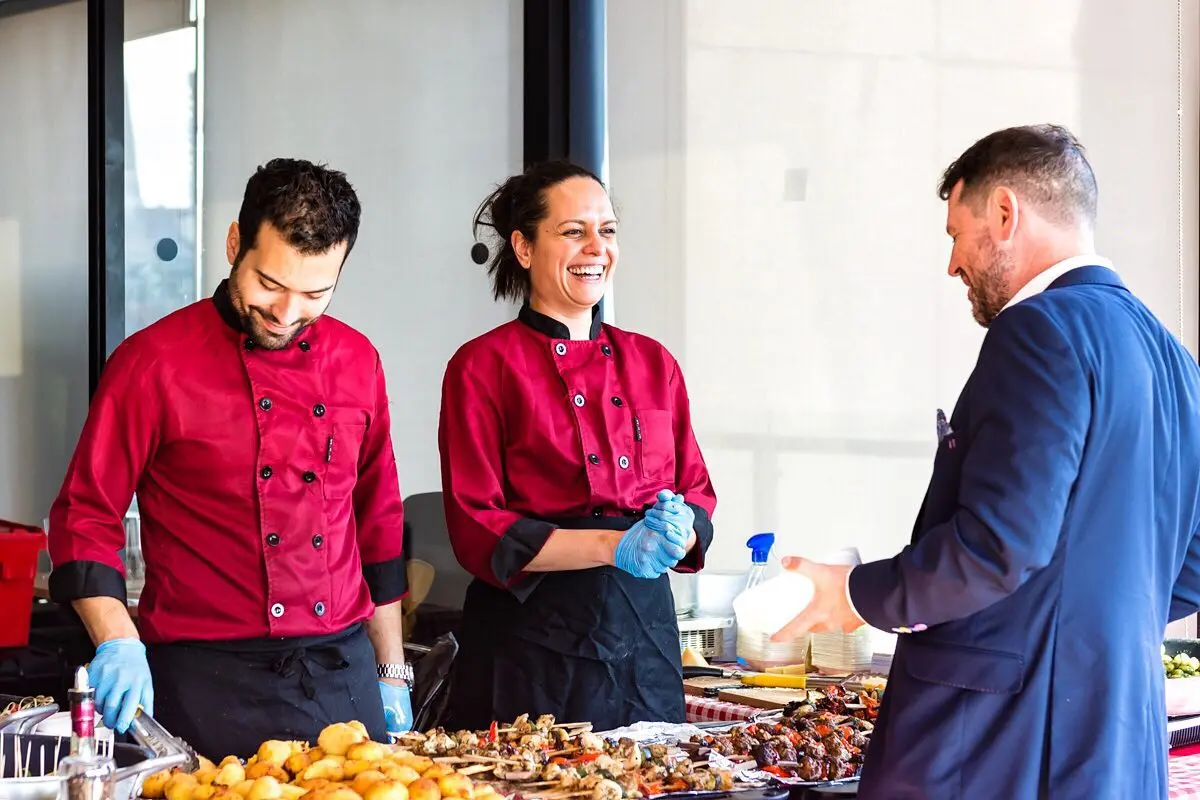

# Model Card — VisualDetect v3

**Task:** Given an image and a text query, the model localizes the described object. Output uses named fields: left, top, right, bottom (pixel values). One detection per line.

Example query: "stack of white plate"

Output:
left=811, top=627, right=874, bottom=674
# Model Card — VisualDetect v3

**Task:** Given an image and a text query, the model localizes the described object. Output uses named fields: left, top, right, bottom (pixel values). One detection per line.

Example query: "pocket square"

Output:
left=936, top=408, right=954, bottom=442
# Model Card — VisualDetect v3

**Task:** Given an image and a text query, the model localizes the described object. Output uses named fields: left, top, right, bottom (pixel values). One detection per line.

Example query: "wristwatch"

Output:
left=377, top=662, right=414, bottom=684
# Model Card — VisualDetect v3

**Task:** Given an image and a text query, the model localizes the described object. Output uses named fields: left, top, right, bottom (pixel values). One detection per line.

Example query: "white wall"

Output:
left=0, top=1, right=90, bottom=528
left=608, top=0, right=1200, bottom=580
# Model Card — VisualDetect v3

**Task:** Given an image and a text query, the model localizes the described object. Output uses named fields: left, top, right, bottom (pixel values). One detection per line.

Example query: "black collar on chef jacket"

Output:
left=211, top=279, right=243, bottom=333
left=518, top=303, right=603, bottom=341
left=211, top=279, right=314, bottom=352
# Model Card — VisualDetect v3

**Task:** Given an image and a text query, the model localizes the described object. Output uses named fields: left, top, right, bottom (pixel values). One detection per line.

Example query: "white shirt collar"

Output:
left=1001, top=254, right=1115, bottom=314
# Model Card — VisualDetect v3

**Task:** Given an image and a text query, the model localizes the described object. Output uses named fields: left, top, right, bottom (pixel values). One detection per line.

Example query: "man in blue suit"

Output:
left=774, top=124, right=1200, bottom=798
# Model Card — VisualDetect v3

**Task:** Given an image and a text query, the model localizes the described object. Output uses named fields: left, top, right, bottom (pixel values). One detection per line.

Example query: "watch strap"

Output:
left=377, top=662, right=413, bottom=683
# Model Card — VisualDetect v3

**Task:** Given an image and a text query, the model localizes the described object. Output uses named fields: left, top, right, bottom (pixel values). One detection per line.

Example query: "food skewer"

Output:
left=457, top=764, right=497, bottom=777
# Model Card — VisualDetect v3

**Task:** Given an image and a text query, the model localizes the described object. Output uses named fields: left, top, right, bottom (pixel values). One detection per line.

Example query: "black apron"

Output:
left=445, top=516, right=685, bottom=732
left=145, top=623, right=387, bottom=761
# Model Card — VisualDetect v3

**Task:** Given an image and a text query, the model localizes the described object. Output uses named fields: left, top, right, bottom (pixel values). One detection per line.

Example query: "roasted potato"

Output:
left=245, top=762, right=288, bottom=782
left=256, top=741, right=293, bottom=769
left=407, top=776, right=442, bottom=800
left=347, top=741, right=389, bottom=763
left=363, top=779, right=411, bottom=800
left=381, top=764, right=422, bottom=785
left=351, top=769, right=389, bottom=795
left=214, top=762, right=246, bottom=787
left=143, top=726, right=489, bottom=800
left=308, top=788, right=360, bottom=800
left=437, top=773, right=474, bottom=799
left=293, top=778, right=330, bottom=792
left=164, top=774, right=199, bottom=800
left=317, top=722, right=367, bottom=756
left=230, top=779, right=256, bottom=798
left=396, top=756, right=434, bottom=774
left=140, top=770, right=173, bottom=799
left=300, top=758, right=346, bottom=783
left=421, top=764, right=453, bottom=780
left=284, top=751, right=312, bottom=776
left=244, top=776, right=283, bottom=800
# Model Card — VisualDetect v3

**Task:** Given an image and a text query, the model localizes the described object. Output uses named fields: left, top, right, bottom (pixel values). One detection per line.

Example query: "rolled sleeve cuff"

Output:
left=490, top=518, right=557, bottom=603
left=363, top=555, right=409, bottom=605
left=49, top=560, right=127, bottom=606
left=672, top=503, right=713, bottom=574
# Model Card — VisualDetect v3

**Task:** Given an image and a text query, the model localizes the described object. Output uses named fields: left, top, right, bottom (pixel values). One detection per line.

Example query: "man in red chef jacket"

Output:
left=47, top=158, right=412, bottom=759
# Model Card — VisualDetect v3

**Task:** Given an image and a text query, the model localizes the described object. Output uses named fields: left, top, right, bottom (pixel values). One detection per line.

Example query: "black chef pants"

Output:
left=145, top=623, right=387, bottom=761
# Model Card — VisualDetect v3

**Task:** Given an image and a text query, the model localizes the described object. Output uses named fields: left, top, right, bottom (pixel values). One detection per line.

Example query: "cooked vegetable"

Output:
left=1163, top=646, right=1200, bottom=678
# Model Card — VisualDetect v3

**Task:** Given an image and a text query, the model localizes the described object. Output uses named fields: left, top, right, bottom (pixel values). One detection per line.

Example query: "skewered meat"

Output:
left=751, top=742, right=779, bottom=766
left=578, top=732, right=605, bottom=752
left=823, top=734, right=851, bottom=763
left=797, top=755, right=825, bottom=782
left=687, top=698, right=873, bottom=785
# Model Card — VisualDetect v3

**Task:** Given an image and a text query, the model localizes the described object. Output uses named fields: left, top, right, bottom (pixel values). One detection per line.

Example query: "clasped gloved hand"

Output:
left=89, top=637, right=154, bottom=733
left=380, top=681, right=414, bottom=739
left=614, top=518, right=688, bottom=579
left=645, top=489, right=696, bottom=542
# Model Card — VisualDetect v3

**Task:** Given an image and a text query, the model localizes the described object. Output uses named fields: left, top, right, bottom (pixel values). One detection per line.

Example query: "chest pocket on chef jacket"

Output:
left=322, top=410, right=367, bottom=501
left=636, top=409, right=676, bottom=482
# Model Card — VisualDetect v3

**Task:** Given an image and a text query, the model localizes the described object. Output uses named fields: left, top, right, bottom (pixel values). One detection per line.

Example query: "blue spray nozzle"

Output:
left=746, top=532, right=775, bottom=564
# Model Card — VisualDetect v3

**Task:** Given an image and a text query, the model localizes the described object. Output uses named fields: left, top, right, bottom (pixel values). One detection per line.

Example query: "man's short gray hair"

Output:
left=938, top=124, right=1098, bottom=228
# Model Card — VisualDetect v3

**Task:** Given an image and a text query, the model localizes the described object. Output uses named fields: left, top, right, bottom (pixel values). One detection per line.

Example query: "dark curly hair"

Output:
left=472, top=160, right=605, bottom=303
left=938, top=124, right=1098, bottom=228
left=234, top=158, right=362, bottom=266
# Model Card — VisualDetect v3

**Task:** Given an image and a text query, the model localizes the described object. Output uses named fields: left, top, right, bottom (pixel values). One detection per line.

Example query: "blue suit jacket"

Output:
left=850, top=266, right=1200, bottom=799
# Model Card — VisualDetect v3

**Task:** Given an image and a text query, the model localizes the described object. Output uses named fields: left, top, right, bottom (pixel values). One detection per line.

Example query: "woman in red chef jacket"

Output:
left=437, top=161, right=717, bottom=731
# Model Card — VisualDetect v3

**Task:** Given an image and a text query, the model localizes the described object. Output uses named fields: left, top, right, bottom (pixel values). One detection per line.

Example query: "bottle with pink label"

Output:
left=56, top=667, right=115, bottom=800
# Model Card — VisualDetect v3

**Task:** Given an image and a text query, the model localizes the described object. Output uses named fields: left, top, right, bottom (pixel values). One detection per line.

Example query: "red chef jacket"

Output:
left=438, top=305, right=716, bottom=597
left=48, top=281, right=407, bottom=644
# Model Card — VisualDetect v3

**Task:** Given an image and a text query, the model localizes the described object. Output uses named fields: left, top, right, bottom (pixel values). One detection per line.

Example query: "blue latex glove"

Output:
left=380, top=681, right=413, bottom=738
left=89, top=637, right=153, bottom=734
left=646, top=490, right=696, bottom=541
left=614, top=519, right=687, bottom=579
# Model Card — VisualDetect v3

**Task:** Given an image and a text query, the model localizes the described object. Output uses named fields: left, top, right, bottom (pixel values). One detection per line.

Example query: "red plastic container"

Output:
left=0, top=519, right=47, bottom=648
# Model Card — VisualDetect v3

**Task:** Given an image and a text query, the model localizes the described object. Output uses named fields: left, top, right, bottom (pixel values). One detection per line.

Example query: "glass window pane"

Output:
left=0, top=1, right=90, bottom=524
left=608, top=0, right=1196, bottom=596
left=124, top=20, right=199, bottom=336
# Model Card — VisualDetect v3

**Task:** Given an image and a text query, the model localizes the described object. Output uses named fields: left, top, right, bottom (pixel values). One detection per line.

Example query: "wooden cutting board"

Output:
left=683, top=676, right=741, bottom=697
left=716, top=686, right=810, bottom=710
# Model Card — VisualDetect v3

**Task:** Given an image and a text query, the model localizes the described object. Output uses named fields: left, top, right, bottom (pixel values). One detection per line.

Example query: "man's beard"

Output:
left=228, top=274, right=313, bottom=350
left=967, top=236, right=1017, bottom=327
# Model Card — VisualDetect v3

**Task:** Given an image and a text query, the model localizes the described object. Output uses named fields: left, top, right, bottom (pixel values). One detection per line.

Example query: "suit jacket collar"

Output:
left=1046, top=264, right=1127, bottom=293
